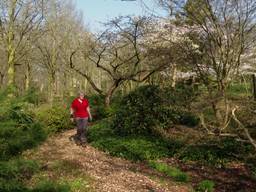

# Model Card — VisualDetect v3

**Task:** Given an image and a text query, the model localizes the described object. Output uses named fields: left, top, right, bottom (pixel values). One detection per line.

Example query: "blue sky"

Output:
left=75, top=0, right=165, bottom=32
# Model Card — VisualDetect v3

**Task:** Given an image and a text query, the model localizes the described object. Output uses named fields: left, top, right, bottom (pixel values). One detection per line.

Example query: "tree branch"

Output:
left=69, top=51, right=104, bottom=95
left=231, top=106, right=256, bottom=151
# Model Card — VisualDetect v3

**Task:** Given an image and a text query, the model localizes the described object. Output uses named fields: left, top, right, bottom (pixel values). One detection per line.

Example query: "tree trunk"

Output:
left=252, top=74, right=256, bottom=100
left=48, top=76, right=53, bottom=104
left=7, top=47, right=15, bottom=87
left=171, top=63, right=177, bottom=88
left=211, top=87, right=230, bottom=132
left=25, top=62, right=31, bottom=91
left=0, top=72, right=4, bottom=88
left=48, top=72, right=56, bottom=104
left=105, top=81, right=121, bottom=107
left=55, top=72, right=59, bottom=96
left=7, top=0, right=17, bottom=88
left=63, top=71, right=70, bottom=98
left=105, top=86, right=116, bottom=107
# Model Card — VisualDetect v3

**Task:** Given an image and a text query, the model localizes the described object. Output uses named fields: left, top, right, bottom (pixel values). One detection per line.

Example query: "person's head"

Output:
left=78, top=91, right=85, bottom=99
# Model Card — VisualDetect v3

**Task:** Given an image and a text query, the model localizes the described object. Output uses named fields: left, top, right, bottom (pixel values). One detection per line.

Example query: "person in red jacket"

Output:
left=70, top=91, right=92, bottom=146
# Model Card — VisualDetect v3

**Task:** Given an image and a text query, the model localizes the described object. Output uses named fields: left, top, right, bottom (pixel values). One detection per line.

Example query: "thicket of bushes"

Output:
left=0, top=159, right=40, bottom=192
left=35, top=105, right=73, bottom=134
left=87, top=94, right=108, bottom=121
left=0, top=88, right=72, bottom=192
left=87, top=93, right=122, bottom=121
left=111, top=85, right=199, bottom=136
left=0, top=90, right=47, bottom=161
left=88, top=85, right=255, bottom=168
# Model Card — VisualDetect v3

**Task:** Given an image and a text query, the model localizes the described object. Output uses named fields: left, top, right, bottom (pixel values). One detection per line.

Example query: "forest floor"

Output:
left=23, top=129, right=192, bottom=192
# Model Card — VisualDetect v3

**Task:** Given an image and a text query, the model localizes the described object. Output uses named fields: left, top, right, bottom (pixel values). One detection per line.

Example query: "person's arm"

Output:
left=87, top=106, right=92, bottom=121
left=70, top=107, right=74, bottom=122
left=70, top=100, right=76, bottom=122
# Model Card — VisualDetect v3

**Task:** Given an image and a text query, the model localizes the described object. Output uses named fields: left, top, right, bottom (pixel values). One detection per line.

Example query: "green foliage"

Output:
left=111, top=85, right=199, bottom=136
left=177, top=138, right=253, bottom=167
left=111, top=85, right=160, bottom=135
left=0, top=159, right=39, bottom=181
left=0, top=91, right=47, bottom=160
left=178, top=111, right=200, bottom=127
left=88, top=120, right=182, bottom=161
left=21, top=88, right=40, bottom=105
left=89, top=119, right=254, bottom=168
left=87, top=118, right=115, bottom=139
left=227, top=83, right=250, bottom=98
left=0, top=179, right=28, bottom=192
left=91, top=137, right=172, bottom=161
left=35, top=105, right=72, bottom=134
left=148, top=161, right=189, bottom=182
left=32, top=180, right=70, bottom=192
left=196, top=180, right=215, bottom=192
left=0, top=89, right=75, bottom=192
left=88, top=94, right=107, bottom=121
left=87, top=94, right=122, bottom=121
left=67, top=178, right=89, bottom=191
left=0, top=159, right=39, bottom=192
left=164, top=83, right=199, bottom=107
left=0, top=121, right=46, bottom=160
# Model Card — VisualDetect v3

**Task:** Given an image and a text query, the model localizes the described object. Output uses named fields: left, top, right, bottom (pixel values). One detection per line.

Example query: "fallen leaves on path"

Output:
left=24, top=130, right=191, bottom=192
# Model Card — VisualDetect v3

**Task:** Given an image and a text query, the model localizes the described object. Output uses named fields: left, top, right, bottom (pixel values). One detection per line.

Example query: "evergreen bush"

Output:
left=35, top=105, right=72, bottom=134
left=111, top=85, right=199, bottom=136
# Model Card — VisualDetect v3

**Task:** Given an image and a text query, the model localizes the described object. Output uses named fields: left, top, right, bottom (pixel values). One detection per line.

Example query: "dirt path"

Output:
left=24, top=129, right=191, bottom=192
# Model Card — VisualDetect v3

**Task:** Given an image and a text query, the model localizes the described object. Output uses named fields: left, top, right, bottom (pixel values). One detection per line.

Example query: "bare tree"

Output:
left=35, top=0, right=85, bottom=102
left=70, top=16, right=168, bottom=106
left=0, top=0, right=45, bottom=88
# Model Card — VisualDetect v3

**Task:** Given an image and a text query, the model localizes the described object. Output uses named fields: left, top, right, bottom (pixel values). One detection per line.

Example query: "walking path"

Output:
left=24, top=129, right=191, bottom=192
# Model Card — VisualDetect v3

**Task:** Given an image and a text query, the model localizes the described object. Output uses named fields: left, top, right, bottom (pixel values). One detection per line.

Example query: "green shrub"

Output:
left=35, top=105, right=72, bottom=134
left=21, top=88, right=40, bottom=105
left=111, top=85, right=199, bottom=136
left=87, top=118, right=115, bottom=139
left=164, top=82, right=198, bottom=107
left=0, top=121, right=46, bottom=160
left=0, top=178, right=28, bottom=192
left=0, top=161, right=71, bottom=192
left=32, top=180, right=70, bottom=192
left=87, top=94, right=122, bottom=121
left=178, top=111, right=200, bottom=127
left=148, top=161, right=189, bottom=182
left=0, top=96, right=46, bottom=161
left=0, top=89, right=71, bottom=192
left=87, top=94, right=107, bottom=121
left=196, top=180, right=215, bottom=192
left=0, top=159, right=39, bottom=192
left=0, top=159, right=39, bottom=181
left=111, top=85, right=161, bottom=136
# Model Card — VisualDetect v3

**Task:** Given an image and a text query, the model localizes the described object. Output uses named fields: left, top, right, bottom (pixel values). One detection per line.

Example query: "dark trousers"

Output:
left=75, top=117, right=88, bottom=143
